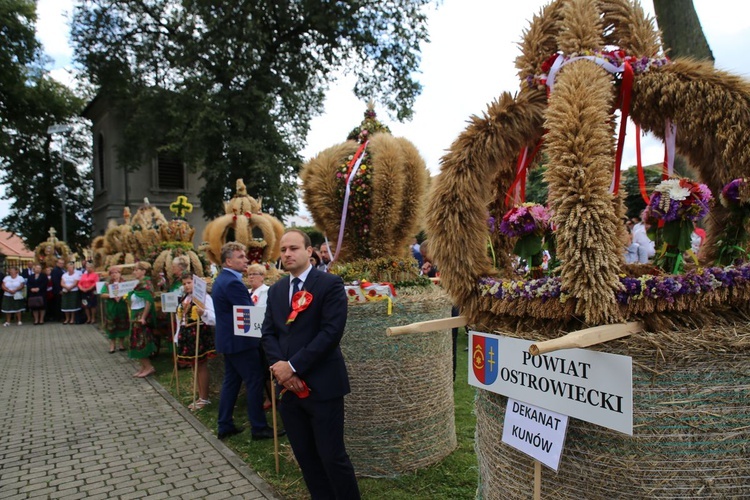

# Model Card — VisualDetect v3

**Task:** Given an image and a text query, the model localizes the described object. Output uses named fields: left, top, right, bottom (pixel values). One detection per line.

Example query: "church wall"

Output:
left=85, top=96, right=207, bottom=247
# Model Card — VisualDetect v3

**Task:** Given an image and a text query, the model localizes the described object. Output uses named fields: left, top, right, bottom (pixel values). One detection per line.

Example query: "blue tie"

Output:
left=292, top=277, right=301, bottom=295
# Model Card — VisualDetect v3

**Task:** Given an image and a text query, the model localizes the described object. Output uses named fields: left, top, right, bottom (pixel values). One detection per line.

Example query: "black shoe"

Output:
left=217, top=427, right=244, bottom=440
left=252, top=428, right=286, bottom=441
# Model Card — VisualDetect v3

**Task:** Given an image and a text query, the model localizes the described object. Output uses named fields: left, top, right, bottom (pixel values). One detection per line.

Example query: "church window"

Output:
left=157, top=152, right=185, bottom=190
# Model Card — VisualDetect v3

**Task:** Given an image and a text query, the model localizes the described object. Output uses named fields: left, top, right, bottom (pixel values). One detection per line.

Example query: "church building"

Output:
left=82, top=95, right=208, bottom=245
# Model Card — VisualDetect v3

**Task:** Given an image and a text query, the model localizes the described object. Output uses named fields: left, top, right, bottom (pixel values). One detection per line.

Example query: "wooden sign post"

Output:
left=271, top=374, right=280, bottom=473
left=191, top=312, right=201, bottom=410
left=170, top=312, right=180, bottom=398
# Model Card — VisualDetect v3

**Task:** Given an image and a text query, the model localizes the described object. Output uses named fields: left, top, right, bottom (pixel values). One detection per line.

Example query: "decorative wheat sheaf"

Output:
left=301, top=106, right=430, bottom=261
left=201, top=179, right=285, bottom=265
left=425, top=0, right=750, bottom=497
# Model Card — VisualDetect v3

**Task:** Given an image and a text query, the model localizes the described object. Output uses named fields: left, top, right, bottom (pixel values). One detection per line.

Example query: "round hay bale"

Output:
left=341, top=287, right=457, bottom=477
left=475, top=317, right=750, bottom=499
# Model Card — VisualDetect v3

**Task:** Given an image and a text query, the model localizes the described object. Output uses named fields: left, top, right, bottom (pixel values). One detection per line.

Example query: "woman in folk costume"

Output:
left=103, top=266, right=129, bottom=353
left=78, top=261, right=100, bottom=324
left=160, top=255, right=189, bottom=294
left=60, top=261, right=81, bottom=325
left=127, top=261, right=157, bottom=377
left=2, top=266, right=25, bottom=326
left=175, top=272, right=217, bottom=410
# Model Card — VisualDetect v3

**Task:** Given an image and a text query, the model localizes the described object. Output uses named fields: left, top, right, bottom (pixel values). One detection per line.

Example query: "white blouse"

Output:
left=61, top=272, right=80, bottom=292
left=250, top=284, right=269, bottom=307
left=3, top=275, right=25, bottom=296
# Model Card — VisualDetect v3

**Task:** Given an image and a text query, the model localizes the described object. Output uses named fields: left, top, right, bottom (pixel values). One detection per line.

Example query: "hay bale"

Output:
left=475, top=316, right=750, bottom=499
left=341, top=287, right=457, bottom=477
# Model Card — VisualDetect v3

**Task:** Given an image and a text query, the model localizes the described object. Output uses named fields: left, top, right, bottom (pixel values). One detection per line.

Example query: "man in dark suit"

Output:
left=49, top=258, right=65, bottom=322
left=212, top=242, right=275, bottom=440
left=21, top=261, right=34, bottom=281
left=262, top=229, right=360, bottom=500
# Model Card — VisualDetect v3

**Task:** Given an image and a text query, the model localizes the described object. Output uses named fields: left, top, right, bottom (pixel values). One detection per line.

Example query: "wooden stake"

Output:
left=170, top=312, right=179, bottom=398
left=99, top=299, right=105, bottom=329
left=271, top=373, right=280, bottom=473
left=529, top=321, right=643, bottom=356
left=534, top=460, right=541, bottom=500
left=191, top=310, right=201, bottom=409
left=386, top=316, right=468, bottom=336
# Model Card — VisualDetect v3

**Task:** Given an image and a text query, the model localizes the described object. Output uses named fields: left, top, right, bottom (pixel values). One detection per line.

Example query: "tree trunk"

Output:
left=652, top=0, right=714, bottom=61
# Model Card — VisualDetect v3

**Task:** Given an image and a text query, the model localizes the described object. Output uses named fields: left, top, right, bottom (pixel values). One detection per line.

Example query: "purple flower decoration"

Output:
left=497, top=203, right=551, bottom=238
left=480, top=263, right=750, bottom=305
left=647, top=178, right=712, bottom=223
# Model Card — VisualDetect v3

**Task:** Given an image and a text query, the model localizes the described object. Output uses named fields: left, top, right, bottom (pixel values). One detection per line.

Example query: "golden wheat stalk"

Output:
left=544, top=60, right=624, bottom=324
left=425, top=89, right=548, bottom=319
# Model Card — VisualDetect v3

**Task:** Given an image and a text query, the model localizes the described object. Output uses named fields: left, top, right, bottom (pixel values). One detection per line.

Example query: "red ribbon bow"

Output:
left=286, top=290, right=313, bottom=324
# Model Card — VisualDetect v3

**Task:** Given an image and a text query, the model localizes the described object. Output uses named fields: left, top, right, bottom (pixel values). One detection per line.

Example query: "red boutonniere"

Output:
left=286, top=290, right=313, bottom=324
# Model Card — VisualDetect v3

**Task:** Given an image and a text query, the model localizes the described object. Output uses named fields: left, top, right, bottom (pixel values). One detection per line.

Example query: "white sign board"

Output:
left=233, top=305, right=265, bottom=338
left=502, top=399, right=569, bottom=471
left=108, top=280, right=138, bottom=298
left=161, top=292, right=180, bottom=313
left=192, top=275, right=207, bottom=306
left=468, top=331, right=633, bottom=435
left=95, top=281, right=107, bottom=294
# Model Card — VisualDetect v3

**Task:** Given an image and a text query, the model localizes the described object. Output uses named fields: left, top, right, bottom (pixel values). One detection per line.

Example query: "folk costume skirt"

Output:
left=1, top=294, right=25, bottom=313
left=60, top=291, right=80, bottom=312
left=105, top=298, right=130, bottom=340
left=176, top=323, right=216, bottom=367
left=128, top=309, right=155, bottom=359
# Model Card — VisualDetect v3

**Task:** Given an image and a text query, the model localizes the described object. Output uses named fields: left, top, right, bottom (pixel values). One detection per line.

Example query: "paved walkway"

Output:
left=0, top=322, right=280, bottom=499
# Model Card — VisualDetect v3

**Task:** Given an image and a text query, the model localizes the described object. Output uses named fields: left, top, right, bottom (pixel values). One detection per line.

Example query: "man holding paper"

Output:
left=212, top=242, right=277, bottom=441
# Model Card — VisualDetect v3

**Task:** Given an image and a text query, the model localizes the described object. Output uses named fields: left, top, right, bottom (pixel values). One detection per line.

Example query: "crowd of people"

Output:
left=3, top=232, right=449, bottom=498
left=1, top=258, right=101, bottom=327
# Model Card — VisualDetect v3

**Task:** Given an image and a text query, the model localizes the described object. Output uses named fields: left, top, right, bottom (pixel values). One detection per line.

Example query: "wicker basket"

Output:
left=341, top=287, right=457, bottom=477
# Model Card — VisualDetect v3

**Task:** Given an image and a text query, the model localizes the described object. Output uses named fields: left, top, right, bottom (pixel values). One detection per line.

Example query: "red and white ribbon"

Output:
left=331, top=141, right=369, bottom=265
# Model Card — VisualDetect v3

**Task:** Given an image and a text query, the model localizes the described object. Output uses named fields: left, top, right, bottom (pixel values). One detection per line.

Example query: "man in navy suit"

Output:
left=262, top=229, right=360, bottom=499
left=212, top=242, right=275, bottom=440
left=49, top=258, right=65, bottom=322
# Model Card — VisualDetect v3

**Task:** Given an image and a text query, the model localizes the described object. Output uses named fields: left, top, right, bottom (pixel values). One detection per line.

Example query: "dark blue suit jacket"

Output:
left=211, top=268, right=258, bottom=354
left=51, top=266, right=64, bottom=294
left=261, top=267, right=350, bottom=401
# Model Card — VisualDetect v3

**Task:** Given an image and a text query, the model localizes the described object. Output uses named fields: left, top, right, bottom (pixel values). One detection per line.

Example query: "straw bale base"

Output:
left=342, top=287, right=457, bottom=477
left=475, top=318, right=750, bottom=499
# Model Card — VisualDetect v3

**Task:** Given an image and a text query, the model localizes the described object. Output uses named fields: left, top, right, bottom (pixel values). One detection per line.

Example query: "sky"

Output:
left=3, top=0, right=749, bottom=225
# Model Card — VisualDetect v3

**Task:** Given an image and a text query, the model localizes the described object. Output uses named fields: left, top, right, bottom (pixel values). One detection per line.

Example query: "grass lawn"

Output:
left=150, top=330, right=477, bottom=499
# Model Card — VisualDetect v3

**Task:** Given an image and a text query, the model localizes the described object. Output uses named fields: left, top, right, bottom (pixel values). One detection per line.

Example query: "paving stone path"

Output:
left=0, top=322, right=280, bottom=499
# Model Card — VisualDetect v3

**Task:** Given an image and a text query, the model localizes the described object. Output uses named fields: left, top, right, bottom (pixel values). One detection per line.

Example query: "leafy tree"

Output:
left=70, top=0, right=434, bottom=219
left=0, top=0, right=41, bottom=145
left=0, top=1, right=92, bottom=251
left=622, top=164, right=663, bottom=220
left=526, top=165, right=548, bottom=206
